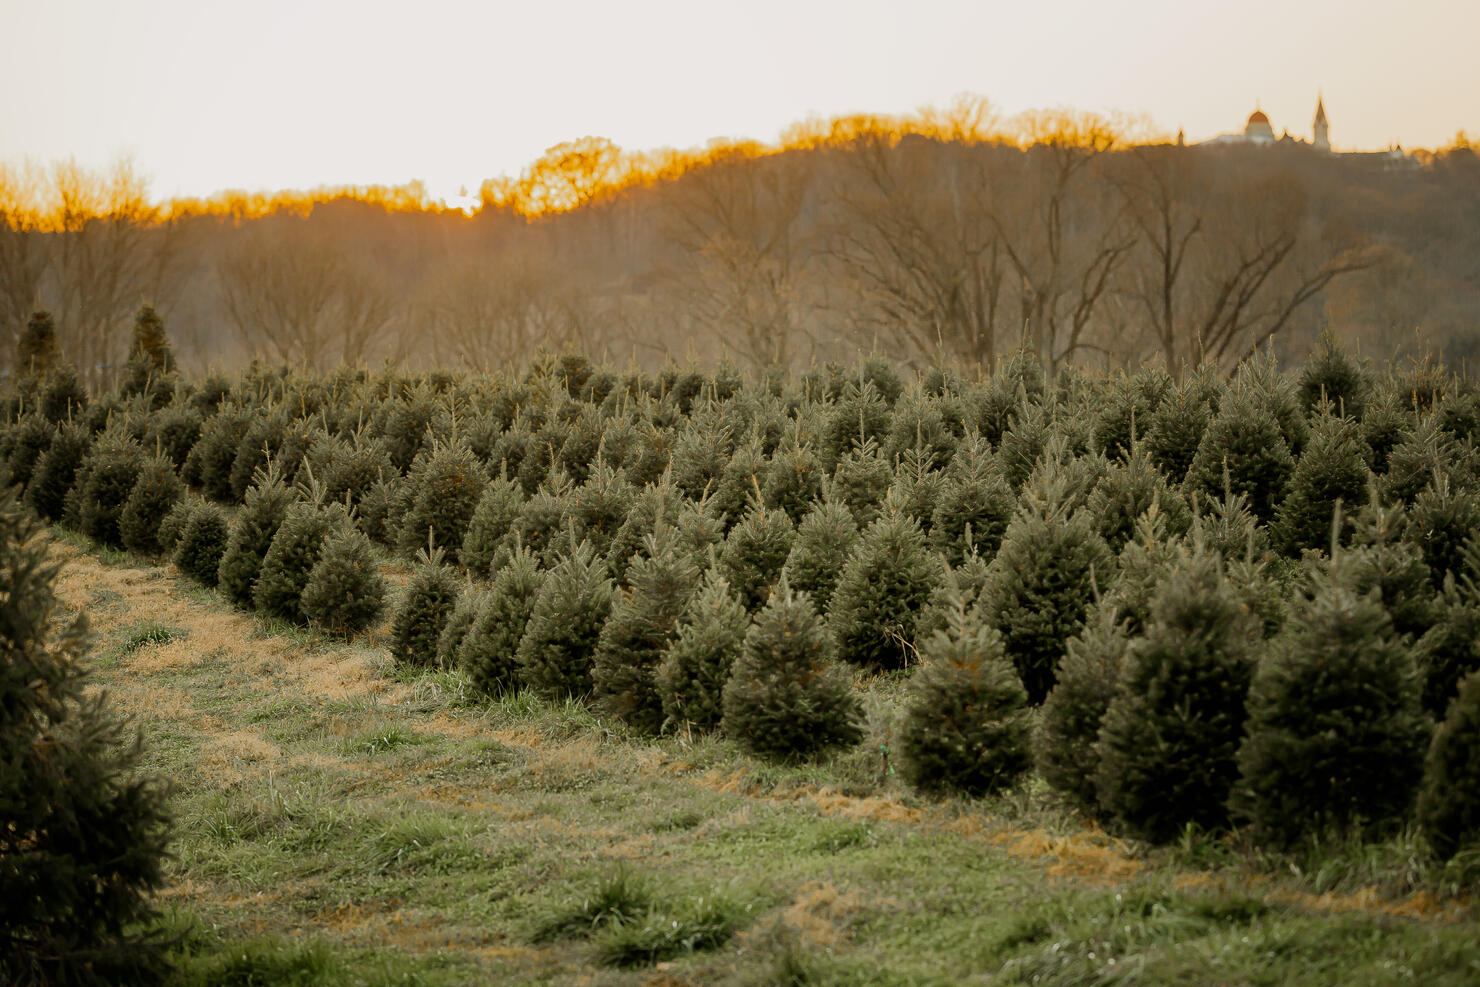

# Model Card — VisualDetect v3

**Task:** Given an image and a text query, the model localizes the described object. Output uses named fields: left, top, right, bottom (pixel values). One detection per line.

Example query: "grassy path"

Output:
left=54, top=538, right=1480, bottom=985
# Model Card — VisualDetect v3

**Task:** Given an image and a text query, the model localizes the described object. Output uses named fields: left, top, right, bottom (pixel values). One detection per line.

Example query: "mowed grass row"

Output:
left=57, top=537, right=1480, bottom=985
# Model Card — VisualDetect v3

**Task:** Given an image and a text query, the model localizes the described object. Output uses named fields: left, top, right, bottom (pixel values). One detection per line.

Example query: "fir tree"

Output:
left=761, top=441, right=825, bottom=522
left=564, top=458, right=636, bottom=558
left=460, top=544, right=545, bottom=697
left=0, top=488, right=172, bottom=984
left=38, top=365, right=88, bottom=425
left=1417, top=670, right=1480, bottom=861
left=1084, top=442, right=1191, bottom=553
left=720, top=580, right=863, bottom=761
left=301, top=524, right=385, bottom=638
left=68, top=430, right=146, bottom=548
left=1298, top=328, right=1368, bottom=421
left=828, top=509, right=944, bottom=670
left=118, top=456, right=184, bottom=557
left=657, top=568, right=749, bottom=734
left=591, top=530, right=701, bottom=734
left=717, top=504, right=795, bottom=612
left=1378, top=418, right=1452, bottom=506
left=828, top=438, right=892, bottom=529
left=185, top=406, right=251, bottom=503
left=1273, top=412, right=1372, bottom=555
left=517, top=541, right=613, bottom=700
left=173, top=502, right=229, bottom=587
left=119, top=304, right=177, bottom=407
left=1186, top=385, right=1295, bottom=524
left=1234, top=580, right=1431, bottom=848
left=14, top=309, right=59, bottom=379
left=435, top=585, right=480, bottom=666
left=460, top=474, right=526, bottom=576
left=1414, top=583, right=1480, bottom=720
left=897, top=597, right=1033, bottom=798
left=253, top=501, right=333, bottom=623
left=1036, top=607, right=1131, bottom=812
left=143, top=403, right=202, bottom=470
left=23, top=421, right=89, bottom=522
left=821, top=381, right=892, bottom=468
left=156, top=500, right=192, bottom=555
left=217, top=465, right=296, bottom=609
left=1094, top=552, right=1259, bottom=842
left=780, top=497, right=859, bottom=613
left=389, top=548, right=460, bottom=668
left=929, top=436, right=1016, bottom=566
left=1359, top=390, right=1411, bottom=475
left=4, top=414, right=53, bottom=493
left=1408, top=473, right=1480, bottom=590
left=396, top=441, right=487, bottom=563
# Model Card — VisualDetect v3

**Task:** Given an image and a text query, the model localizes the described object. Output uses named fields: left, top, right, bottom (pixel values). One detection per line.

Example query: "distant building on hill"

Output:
left=1192, top=96, right=1418, bottom=169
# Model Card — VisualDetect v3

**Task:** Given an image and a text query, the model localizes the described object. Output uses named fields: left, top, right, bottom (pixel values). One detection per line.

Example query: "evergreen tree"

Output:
left=1273, top=412, right=1372, bottom=555
left=0, top=488, right=172, bottom=984
left=930, top=437, right=1016, bottom=566
left=38, top=365, right=88, bottom=425
left=980, top=498, right=1115, bottom=704
left=1036, top=607, right=1131, bottom=812
left=301, top=524, right=385, bottom=637
left=821, top=381, right=892, bottom=469
left=828, top=438, right=892, bottom=529
left=253, top=502, right=333, bottom=623
left=1417, top=670, right=1480, bottom=861
left=4, top=414, right=53, bottom=493
left=119, top=304, right=177, bottom=407
left=460, top=544, right=545, bottom=697
left=185, top=406, right=252, bottom=503
left=1094, top=552, right=1259, bottom=842
left=717, top=504, right=795, bottom=612
left=156, top=500, right=192, bottom=556
left=996, top=400, right=1053, bottom=491
left=1378, top=418, right=1451, bottom=506
left=780, top=497, right=859, bottom=613
left=389, top=549, right=461, bottom=668
left=1359, top=391, right=1411, bottom=475
left=434, top=587, right=480, bottom=668
left=23, top=421, right=89, bottom=522
left=563, top=458, right=636, bottom=558
left=172, top=502, right=229, bottom=587
left=1414, top=582, right=1480, bottom=720
left=1298, top=329, right=1368, bottom=421
left=591, top=530, right=701, bottom=734
left=517, top=541, right=613, bottom=700
left=143, top=403, right=202, bottom=470
left=14, top=309, right=59, bottom=379
left=720, top=580, right=863, bottom=761
left=657, top=568, right=749, bottom=734
left=1186, top=385, right=1295, bottom=524
left=761, top=441, right=825, bottom=522
left=1234, top=579, right=1431, bottom=848
left=828, top=509, right=944, bottom=670
left=118, top=456, right=184, bottom=556
left=1084, top=442, right=1191, bottom=552
left=1408, top=473, right=1480, bottom=590
left=217, top=465, right=296, bottom=609
left=897, top=597, right=1032, bottom=798
left=68, top=430, right=146, bottom=548
left=396, top=441, right=487, bottom=563
left=459, top=474, right=526, bottom=576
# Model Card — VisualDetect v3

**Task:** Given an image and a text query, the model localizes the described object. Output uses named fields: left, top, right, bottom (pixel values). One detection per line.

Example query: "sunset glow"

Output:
left=3, top=0, right=1476, bottom=208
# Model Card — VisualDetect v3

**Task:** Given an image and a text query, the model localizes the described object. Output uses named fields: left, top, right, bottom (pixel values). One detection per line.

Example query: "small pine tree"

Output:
left=68, top=430, right=146, bottom=548
left=828, top=438, right=892, bottom=529
left=564, top=459, right=636, bottom=558
left=1414, top=584, right=1480, bottom=720
left=1094, top=552, right=1259, bottom=843
left=591, top=530, right=701, bottom=734
left=1298, top=329, right=1368, bottom=421
left=459, top=474, right=526, bottom=576
left=897, top=598, right=1032, bottom=798
left=780, top=497, right=859, bottom=613
left=389, top=548, right=461, bottom=668
left=1036, top=606, right=1132, bottom=812
left=15, top=309, right=60, bottom=379
left=460, top=544, right=546, bottom=697
left=1417, top=670, right=1480, bottom=861
left=929, top=438, right=1016, bottom=566
left=38, top=365, right=88, bottom=425
left=1408, top=473, right=1480, bottom=591
left=761, top=441, right=825, bottom=522
left=720, top=580, right=863, bottom=761
left=301, top=524, right=385, bottom=637
left=1084, top=442, right=1191, bottom=553
left=1234, top=579, right=1431, bottom=848
left=0, top=489, right=172, bottom=984
left=24, top=421, right=89, bottom=522
left=517, top=541, right=613, bottom=700
left=1186, top=385, right=1295, bottom=524
left=1145, top=372, right=1217, bottom=483
left=435, top=589, right=481, bottom=668
left=173, top=501, right=229, bottom=586
left=717, top=504, right=795, bottom=612
left=657, top=568, right=749, bottom=734
left=253, top=501, right=333, bottom=623
left=156, top=499, right=193, bottom=555
left=217, top=466, right=296, bottom=609
left=118, top=456, right=184, bottom=556
left=5, top=414, right=54, bottom=493
left=119, top=304, right=177, bottom=407
left=1273, top=412, right=1372, bottom=555
left=186, top=406, right=252, bottom=504
left=396, top=441, right=487, bottom=563
left=143, top=403, right=202, bottom=470
left=828, top=509, right=944, bottom=670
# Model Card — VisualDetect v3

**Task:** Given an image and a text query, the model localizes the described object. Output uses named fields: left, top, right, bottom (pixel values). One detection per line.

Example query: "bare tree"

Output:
left=0, top=163, right=49, bottom=369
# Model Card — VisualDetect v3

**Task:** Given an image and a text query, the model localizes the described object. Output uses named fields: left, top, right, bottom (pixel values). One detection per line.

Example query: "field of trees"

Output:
left=4, top=301, right=1480, bottom=982
left=3, top=105, right=1480, bottom=384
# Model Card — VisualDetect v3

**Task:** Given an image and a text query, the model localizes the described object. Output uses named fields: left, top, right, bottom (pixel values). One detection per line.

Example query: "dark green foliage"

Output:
left=888, top=449, right=948, bottom=532
left=460, top=545, right=545, bottom=697
left=517, top=541, right=613, bottom=700
left=821, top=382, right=891, bottom=468
left=1234, top=353, right=1309, bottom=456
left=564, top=460, right=636, bottom=558
left=930, top=439, right=1016, bottom=566
left=1093, top=368, right=1169, bottom=460
left=996, top=401, right=1053, bottom=491
left=1415, top=588, right=1480, bottom=720
left=1417, top=671, right=1480, bottom=860
left=143, top=402, right=201, bottom=470
left=1378, top=418, right=1451, bottom=506
left=460, top=474, right=525, bottom=576
left=396, top=442, right=487, bottom=562
left=717, top=505, right=795, bottom=612
left=591, top=531, right=701, bottom=734
left=1273, top=413, right=1372, bottom=555
left=156, top=500, right=192, bottom=555
left=720, top=581, right=863, bottom=761
left=669, top=422, right=729, bottom=502
left=761, top=442, right=824, bottom=521
left=884, top=391, right=962, bottom=472
left=318, top=432, right=393, bottom=513
left=68, top=431, right=146, bottom=548
left=382, top=391, right=436, bottom=472
left=1188, top=489, right=1268, bottom=565
left=217, top=469, right=296, bottom=609
left=1145, top=378, right=1214, bottom=483
left=1336, top=499, right=1436, bottom=642
left=780, top=498, right=859, bottom=613
left=357, top=476, right=411, bottom=548
left=300, top=525, right=385, bottom=637
left=23, top=421, right=89, bottom=522
left=657, top=569, right=748, bottom=733
left=1095, top=553, right=1258, bottom=842
left=4, top=414, right=52, bottom=492
left=1084, top=443, right=1191, bottom=553
left=0, top=488, right=171, bottom=985
left=38, top=365, right=88, bottom=424
left=227, top=411, right=292, bottom=503
left=1234, top=580, right=1431, bottom=848
left=980, top=504, right=1116, bottom=704
left=15, top=309, right=59, bottom=378
left=828, top=510, right=944, bottom=670
left=829, top=439, right=892, bottom=528
left=253, top=502, right=333, bottom=623
left=1408, top=474, right=1480, bottom=590
left=120, top=304, right=177, bottom=406
left=1359, top=392, right=1410, bottom=475
left=187, top=372, right=232, bottom=417
left=1298, top=329, right=1368, bottom=420
left=173, top=502, right=229, bottom=587
left=605, top=483, right=680, bottom=584
left=1187, top=386, right=1295, bottom=523
left=897, top=600, right=1032, bottom=797
left=185, top=406, right=251, bottom=503
left=1036, top=608, right=1131, bottom=812
left=389, top=552, right=461, bottom=667
left=118, top=456, right=183, bottom=556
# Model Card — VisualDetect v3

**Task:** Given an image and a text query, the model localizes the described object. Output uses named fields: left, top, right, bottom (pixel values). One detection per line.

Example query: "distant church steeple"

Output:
left=1313, top=94, right=1330, bottom=152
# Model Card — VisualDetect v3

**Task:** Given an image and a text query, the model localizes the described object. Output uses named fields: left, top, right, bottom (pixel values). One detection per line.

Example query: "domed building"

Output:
left=1244, top=108, right=1275, bottom=142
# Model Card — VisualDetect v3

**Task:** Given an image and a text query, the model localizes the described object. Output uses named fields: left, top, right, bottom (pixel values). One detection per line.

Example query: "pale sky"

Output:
left=3, top=0, right=1476, bottom=205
